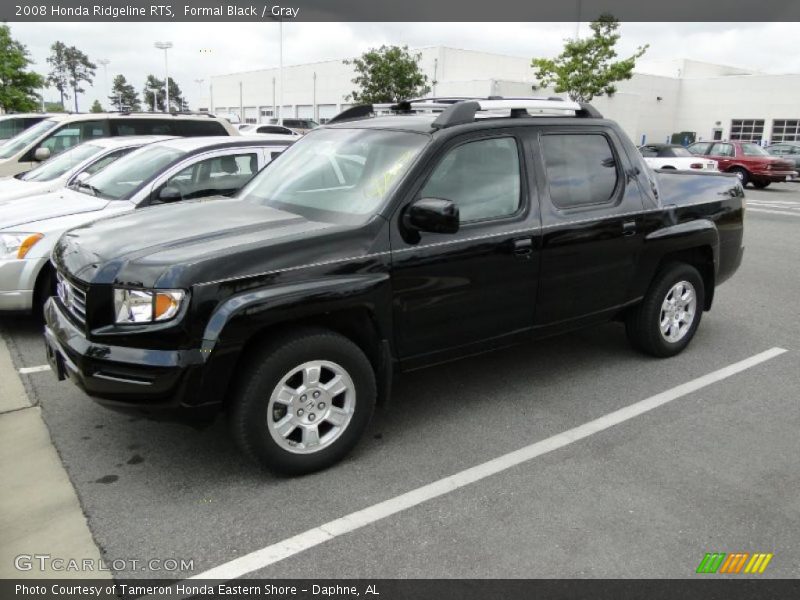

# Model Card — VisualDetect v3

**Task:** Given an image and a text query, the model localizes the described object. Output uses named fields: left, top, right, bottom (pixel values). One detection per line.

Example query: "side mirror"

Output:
left=73, top=171, right=90, bottom=184
left=34, top=147, right=51, bottom=162
left=157, top=186, right=182, bottom=203
left=404, top=197, right=459, bottom=235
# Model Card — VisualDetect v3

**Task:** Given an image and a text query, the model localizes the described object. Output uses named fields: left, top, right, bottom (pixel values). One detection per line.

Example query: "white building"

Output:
left=204, top=47, right=800, bottom=146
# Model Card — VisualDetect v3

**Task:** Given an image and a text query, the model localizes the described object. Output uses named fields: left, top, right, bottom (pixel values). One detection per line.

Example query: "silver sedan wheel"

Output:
left=267, top=360, right=356, bottom=455
left=659, top=280, right=697, bottom=343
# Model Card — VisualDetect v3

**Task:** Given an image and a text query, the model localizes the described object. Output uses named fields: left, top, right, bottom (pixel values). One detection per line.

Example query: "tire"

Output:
left=625, top=263, right=705, bottom=358
left=229, top=328, right=376, bottom=475
left=33, top=266, right=56, bottom=321
left=752, top=181, right=771, bottom=189
left=729, top=167, right=750, bottom=187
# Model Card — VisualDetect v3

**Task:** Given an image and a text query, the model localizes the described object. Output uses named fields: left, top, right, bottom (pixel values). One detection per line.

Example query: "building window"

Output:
left=730, top=119, right=765, bottom=142
left=771, top=119, right=800, bottom=143
left=260, top=108, right=274, bottom=118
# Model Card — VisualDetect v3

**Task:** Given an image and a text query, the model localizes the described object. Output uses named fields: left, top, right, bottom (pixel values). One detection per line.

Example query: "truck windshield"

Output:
left=0, top=119, right=59, bottom=159
left=76, top=145, right=185, bottom=200
left=20, top=143, right=103, bottom=182
left=242, top=128, right=428, bottom=219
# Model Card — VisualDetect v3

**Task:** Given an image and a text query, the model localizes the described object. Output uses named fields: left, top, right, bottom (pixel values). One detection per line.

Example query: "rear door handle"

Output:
left=513, top=237, right=533, bottom=257
left=622, top=221, right=637, bottom=236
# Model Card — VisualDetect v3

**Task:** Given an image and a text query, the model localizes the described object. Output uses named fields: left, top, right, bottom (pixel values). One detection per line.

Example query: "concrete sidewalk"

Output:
left=0, top=332, right=109, bottom=579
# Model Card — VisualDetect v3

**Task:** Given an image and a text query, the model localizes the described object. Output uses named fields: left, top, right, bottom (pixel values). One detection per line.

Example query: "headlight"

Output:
left=0, top=233, right=44, bottom=259
left=113, top=288, right=186, bottom=324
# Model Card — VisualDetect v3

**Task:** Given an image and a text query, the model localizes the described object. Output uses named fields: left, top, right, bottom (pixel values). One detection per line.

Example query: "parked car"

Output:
left=0, top=113, right=53, bottom=141
left=44, top=98, right=744, bottom=475
left=765, top=142, right=800, bottom=178
left=239, top=124, right=301, bottom=137
left=270, top=118, right=319, bottom=134
left=0, top=136, right=292, bottom=314
left=688, top=140, right=797, bottom=188
left=0, top=136, right=172, bottom=205
left=638, top=144, right=717, bottom=171
left=0, top=112, right=239, bottom=177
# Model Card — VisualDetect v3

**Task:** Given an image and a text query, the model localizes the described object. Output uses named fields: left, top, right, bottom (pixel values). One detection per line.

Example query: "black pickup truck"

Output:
left=44, top=98, right=745, bottom=474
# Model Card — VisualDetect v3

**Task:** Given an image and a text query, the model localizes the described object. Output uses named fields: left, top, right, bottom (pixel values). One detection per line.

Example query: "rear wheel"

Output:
left=752, top=181, right=771, bottom=189
left=729, top=167, right=750, bottom=187
left=626, top=263, right=705, bottom=358
left=229, top=328, right=376, bottom=475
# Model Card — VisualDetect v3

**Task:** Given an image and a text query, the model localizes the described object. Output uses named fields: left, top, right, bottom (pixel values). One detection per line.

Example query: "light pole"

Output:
left=154, top=41, right=173, bottom=112
left=194, top=78, right=204, bottom=112
left=98, top=58, right=110, bottom=110
left=278, top=19, right=283, bottom=125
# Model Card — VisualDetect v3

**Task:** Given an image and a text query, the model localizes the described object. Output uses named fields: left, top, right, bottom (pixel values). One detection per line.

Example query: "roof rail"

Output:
left=112, top=110, right=218, bottom=118
left=326, top=97, right=603, bottom=128
left=432, top=98, right=602, bottom=129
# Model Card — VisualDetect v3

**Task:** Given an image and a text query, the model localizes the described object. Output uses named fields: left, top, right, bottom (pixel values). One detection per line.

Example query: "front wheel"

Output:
left=229, top=328, right=376, bottom=475
left=626, top=263, right=705, bottom=358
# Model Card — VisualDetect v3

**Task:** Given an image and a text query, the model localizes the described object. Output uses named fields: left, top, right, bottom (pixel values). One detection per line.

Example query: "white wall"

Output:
left=207, top=47, right=800, bottom=144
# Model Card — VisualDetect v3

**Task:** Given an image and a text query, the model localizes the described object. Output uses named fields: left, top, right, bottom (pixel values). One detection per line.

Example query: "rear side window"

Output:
left=688, top=143, right=711, bottom=155
left=541, top=134, right=619, bottom=209
left=173, top=120, right=228, bottom=136
left=114, top=119, right=173, bottom=136
left=421, top=137, right=521, bottom=222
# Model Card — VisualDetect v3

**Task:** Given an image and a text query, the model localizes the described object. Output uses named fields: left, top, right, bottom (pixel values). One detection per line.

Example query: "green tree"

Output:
left=109, top=74, right=140, bottom=111
left=90, top=99, right=103, bottom=113
left=344, top=45, right=430, bottom=104
left=0, top=25, right=44, bottom=113
left=143, top=75, right=184, bottom=112
left=63, top=46, right=96, bottom=112
left=531, top=14, right=648, bottom=102
left=46, top=41, right=70, bottom=109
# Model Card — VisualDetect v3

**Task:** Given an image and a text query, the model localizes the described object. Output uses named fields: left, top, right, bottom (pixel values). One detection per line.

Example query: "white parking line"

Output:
left=139, top=346, right=789, bottom=590
left=18, top=365, right=51, bottom=374
left=748, top=208, right=800, bottom=217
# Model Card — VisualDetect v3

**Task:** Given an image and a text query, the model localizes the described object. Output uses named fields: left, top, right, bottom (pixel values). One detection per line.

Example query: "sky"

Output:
left=8, top=21, right=800, bottom=111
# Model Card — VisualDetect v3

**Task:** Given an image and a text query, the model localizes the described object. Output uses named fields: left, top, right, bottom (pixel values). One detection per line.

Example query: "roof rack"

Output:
left=112, top=110, right=218, bottom=118
left=325, top=97, right=602, bottom=127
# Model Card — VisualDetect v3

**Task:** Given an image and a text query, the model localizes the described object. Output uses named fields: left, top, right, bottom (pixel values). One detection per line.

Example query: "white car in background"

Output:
left=0, top=136, right=172, bottom=205
left=638, top=143, right=718, bottom=171
left=238, top=124, right=301, bottom=137
left=0, top=136, right=294, bottom=314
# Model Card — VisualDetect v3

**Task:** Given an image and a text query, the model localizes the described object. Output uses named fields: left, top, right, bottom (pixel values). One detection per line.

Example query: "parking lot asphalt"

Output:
left=1, top=183, right=799, bottom=580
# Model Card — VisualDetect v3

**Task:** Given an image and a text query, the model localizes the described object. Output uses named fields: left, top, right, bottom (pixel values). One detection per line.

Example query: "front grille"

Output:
left=56, top=271, right=88, bottom=327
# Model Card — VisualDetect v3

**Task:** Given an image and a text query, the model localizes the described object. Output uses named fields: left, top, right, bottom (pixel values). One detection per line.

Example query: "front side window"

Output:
left=78, top=145, right=186, bottom=200
left=20, top=143, right=103, bottom=182
left=243, top=128, right=428, bottom=219
left=639, top=146, right=658, bottom=157
left=38, top=120, right=110, bottom=157
left=159, top=152, right=259, bottom=200
left=0, top=119, right=59, bottom=159
left=79, top=148, right=136, bottom=177
left=541, top=133, right=619, bottom=209
left=421, top=137, right=521, bottom=222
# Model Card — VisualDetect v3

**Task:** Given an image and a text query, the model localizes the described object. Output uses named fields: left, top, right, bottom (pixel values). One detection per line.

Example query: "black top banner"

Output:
left=4, top=0, right=800, bottom=22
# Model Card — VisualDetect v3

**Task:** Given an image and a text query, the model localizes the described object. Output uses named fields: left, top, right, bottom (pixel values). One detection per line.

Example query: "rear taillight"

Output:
left=690, top=163, right=703, bottom=169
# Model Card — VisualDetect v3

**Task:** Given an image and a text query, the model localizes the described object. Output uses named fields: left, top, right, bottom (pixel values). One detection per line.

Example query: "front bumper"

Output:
left=0, top=257, right=48, bottom=312
left=43, top=298, right=221, bottom=419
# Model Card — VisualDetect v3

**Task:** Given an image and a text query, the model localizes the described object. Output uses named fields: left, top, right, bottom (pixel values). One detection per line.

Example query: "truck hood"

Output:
left=0, top=187, right=109, bottom=230
left=54, top=197, right=340, bottom=287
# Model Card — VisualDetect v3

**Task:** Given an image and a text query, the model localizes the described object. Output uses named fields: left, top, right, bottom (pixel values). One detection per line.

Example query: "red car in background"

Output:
left=688, top=140, right=797, bottom=188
